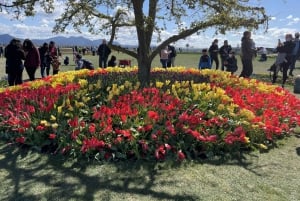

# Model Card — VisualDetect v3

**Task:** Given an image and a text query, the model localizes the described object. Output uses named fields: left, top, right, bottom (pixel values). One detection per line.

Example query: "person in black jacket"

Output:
left=224, top=51, right=238, bottom=74
left=272, top=34, right=295, bottom=87
left=108, top=55, right=117, bottom=67
left=239, top=31, right=256, bottom=78
left=4, top=38, right=26, bottom=86
left=38, top=43, right=51, bottom=78
left=167, top=45, right=177, bottom=67
left=97, top=39, right=111, bottom=68
left=219, top=40, right=232, bottom=71
left=208, top=39, right=219, bottom=69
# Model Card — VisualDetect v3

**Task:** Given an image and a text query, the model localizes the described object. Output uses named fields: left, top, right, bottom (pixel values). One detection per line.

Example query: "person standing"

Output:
left=208, top=39, right=219, bottom=69
left=239, top=31, right=256, bottom=78
left=4, top=38, right=26, bottom=86
left=272, top=34, right=295, bottom=87
left=39, top=43, right=51, bottom=77
left=167, top=45, right=176, bottom=67
left=160, top=46, right=171, bottom=68
left=219, top=40, right=232, bottom=71
left=97, top=39, right=111, bottom=68
left=23, top=39, right=40, bottom=81
left=0, top=45, right=4, bottom=58
left=49, top=41, right=60, bottom=75
left=289, top=32, right=300, bottom=76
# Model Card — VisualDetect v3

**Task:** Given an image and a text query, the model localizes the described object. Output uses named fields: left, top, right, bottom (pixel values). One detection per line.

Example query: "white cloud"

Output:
left=0, top=0, right=300, bottom=49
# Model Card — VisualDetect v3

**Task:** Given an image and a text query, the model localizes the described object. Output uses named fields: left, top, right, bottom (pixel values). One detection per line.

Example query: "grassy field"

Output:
left=0, top=51, right=300, bottom=201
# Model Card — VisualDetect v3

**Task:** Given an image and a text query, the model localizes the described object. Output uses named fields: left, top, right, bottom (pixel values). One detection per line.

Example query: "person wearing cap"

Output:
left=289, top=32, right=300, bottom=76
left=198, top=49, right=212, bottom=70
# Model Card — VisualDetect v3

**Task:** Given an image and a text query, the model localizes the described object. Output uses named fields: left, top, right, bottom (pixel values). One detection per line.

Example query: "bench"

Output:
left=118, top=59, right=131, bottom=67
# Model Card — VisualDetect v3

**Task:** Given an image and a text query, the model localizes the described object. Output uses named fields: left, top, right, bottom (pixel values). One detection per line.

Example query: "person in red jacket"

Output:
left=23, top=39, right=40, bottom=81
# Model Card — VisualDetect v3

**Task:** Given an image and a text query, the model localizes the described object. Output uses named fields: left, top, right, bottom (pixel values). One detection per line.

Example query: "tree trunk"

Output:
left=137, top=56, right=152, bottom=88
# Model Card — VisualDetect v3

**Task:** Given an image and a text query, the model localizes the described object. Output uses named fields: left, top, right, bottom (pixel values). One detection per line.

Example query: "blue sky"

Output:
left=0, top=0, right=299, bottom=48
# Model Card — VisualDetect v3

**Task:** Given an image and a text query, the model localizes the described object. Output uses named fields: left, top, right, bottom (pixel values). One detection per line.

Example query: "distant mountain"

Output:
left=0, top=34, right=14, bottom=45
left=0, top=34, right=121, bottom=47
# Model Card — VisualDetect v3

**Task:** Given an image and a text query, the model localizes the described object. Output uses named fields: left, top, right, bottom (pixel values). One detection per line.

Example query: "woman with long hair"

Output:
left=23, top=39, right=40, bottom=81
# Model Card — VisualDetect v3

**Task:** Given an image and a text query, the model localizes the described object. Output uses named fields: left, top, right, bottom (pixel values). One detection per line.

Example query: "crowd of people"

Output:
left=3, top=38, right=116, bottom=86
left=2, top=30, right=300, bottom=88
left=197, top=31, right=300, bottom=88
left=3, top=39, right=61, bottom=86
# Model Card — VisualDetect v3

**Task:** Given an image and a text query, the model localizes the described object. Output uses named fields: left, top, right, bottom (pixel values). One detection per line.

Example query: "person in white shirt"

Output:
left=160, top=46, right=171, bottom=68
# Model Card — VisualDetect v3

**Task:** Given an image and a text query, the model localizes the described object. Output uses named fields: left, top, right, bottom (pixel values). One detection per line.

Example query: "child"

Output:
left=64, top=56, right=69, bottom=65
left=224, top=51, right=238, bottom=74
left=108, top=55, right=117, bottom=67
left=198, top=49, right=212, bottom=70
left=51, top=56, right=61, bottom=75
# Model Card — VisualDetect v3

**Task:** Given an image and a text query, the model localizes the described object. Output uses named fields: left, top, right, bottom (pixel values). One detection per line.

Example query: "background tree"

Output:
left=0, top=0, right=269, bottom=87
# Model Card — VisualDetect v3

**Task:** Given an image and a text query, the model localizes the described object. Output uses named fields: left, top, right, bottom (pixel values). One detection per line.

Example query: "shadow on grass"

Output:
left=1, top=139, right=296, bottom=201
left=0, top=142, right=199, bottom=201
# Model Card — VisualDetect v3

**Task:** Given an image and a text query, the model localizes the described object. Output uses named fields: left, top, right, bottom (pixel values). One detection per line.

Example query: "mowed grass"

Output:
left=0, top=49, right=300, bottom=201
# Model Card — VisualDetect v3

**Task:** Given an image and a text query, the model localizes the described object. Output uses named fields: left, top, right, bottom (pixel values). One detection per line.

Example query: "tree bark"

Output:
left=137, top=55, right=152, bottom=88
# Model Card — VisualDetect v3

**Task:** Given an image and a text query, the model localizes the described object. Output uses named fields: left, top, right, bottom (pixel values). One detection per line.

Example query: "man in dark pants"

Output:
left=97, top=39, right=111, bottom=68
left=209, top=39, right=219, bottom=69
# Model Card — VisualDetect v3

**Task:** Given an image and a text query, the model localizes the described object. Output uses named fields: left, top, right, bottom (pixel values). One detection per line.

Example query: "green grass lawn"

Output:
left=0, top=51, right=300, bottom=201
left=0, top=134, right=299, bottom=201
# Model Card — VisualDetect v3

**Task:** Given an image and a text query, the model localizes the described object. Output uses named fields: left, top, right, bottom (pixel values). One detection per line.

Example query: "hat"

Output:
left=202, top=49, right=208, bottom=53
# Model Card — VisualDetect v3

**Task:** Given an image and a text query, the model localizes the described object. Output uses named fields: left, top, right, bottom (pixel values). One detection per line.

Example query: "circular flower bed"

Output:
left=0, top=67, right=299, bottom=161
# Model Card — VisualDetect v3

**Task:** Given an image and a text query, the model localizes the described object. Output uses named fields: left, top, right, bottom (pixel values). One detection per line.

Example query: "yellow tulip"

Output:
left=50, top=115, right=56, bottom=121
left=57, top=106, right=63, bottom=114
left=259, top=144, right=268, bottom=150
left=40, top=120, right=48, bottom=126
left=244, top=137, right=250, bottom=144
left=52, top=123, right=58, bottom=129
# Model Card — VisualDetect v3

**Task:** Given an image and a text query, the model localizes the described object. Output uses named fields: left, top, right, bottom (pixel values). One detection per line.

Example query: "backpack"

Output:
left=82, top=59, right=94, bottom=70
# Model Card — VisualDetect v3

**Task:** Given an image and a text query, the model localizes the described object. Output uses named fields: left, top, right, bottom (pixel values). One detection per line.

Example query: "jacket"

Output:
left=5, top=42, right=25, bottom=74
left=198, top=55, right=212, bottom=69
left=97, top=44, right=111, bottom=58
left=24, top=47, right=41, bottom=68
left=241, top=38, right=255, bottom=60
